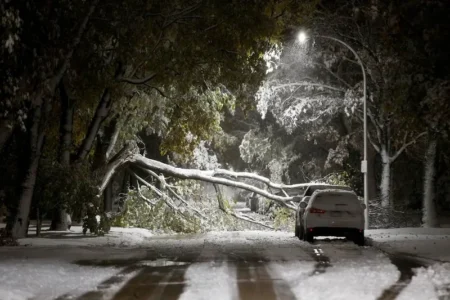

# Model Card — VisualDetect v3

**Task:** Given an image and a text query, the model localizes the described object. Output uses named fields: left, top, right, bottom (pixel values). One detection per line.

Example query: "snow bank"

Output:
left=397, top=263, right=450, bottom=300
left=0, top=259, right=119, bottom=300
left=366, top=227, right=450, bottom=262
left=18, top=225, right=154, bottom=247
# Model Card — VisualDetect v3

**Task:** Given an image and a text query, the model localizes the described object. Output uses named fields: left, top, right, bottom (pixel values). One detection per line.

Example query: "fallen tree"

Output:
left=96, top=146, right=315, bottom=229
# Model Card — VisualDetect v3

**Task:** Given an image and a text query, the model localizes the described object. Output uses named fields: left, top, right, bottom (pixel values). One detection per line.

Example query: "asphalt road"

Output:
left=50, top=231, right=424, bottom=300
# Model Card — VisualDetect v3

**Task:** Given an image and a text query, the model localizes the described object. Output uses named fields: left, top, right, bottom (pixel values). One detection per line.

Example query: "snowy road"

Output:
left=0, top=231, right=449, bottom=300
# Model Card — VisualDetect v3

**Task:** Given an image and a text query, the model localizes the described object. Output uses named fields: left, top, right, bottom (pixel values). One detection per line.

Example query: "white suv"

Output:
left=297, top=189, right=366, bottom=245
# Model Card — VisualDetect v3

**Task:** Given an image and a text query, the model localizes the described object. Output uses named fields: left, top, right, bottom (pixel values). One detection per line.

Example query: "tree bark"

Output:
left=105, top=115, right=120, bottom=160
left=103, top=181, right=113, bottom=212
left=76, top=89, right=112, bottom=161
left=50, top=81, right=74, bottom=231
left=422, top=137, right=439, bottom=227
left=0, top=119, right=14, bottom=153
left=58, top=81, right=74, bottom=166
left=380, top=147, right=391, bottom=208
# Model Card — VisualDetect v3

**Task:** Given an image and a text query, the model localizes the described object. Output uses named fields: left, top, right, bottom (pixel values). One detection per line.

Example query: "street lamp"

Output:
left=297, top=31, right=369, bottom=230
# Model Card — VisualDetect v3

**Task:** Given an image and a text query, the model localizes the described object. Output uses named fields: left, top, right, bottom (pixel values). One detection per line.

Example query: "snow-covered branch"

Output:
left=98, top=154, right=308, bottom=208
left=137, top=167, right=207, bottom=219
left=212, top=169, right=312, bottom=190
left=273, top=82, right=345, bottom=93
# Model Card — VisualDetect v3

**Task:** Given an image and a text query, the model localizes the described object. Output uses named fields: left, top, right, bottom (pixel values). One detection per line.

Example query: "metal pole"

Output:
left=317, top=35, right=369, bottom=229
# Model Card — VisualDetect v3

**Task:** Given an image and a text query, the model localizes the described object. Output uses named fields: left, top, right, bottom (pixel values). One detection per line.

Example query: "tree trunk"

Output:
left=422, top=137, right=439, bottom=227
left=50, top=209, right=69, bottom=231
left=10, top=105, right=46, bottom=239
left=0, top=119, right=14, bottom=153
left=105, top=115, right=120, bottom=160
left=36, top=207, right=42, bottom=237
left=51, top=81, right=74, bottom=231
left=103, top=181, right=113, bottom=213
left=250, top=196, right=259, bottom=212
left=58, top=81, right=74, bottom=166
left=76, top=89, right=112, bottom=161
left=380, top=147, right=391, bottom=208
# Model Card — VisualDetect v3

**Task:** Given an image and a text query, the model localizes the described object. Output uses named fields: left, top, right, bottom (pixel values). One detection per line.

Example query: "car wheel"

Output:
left=353, top=231, right=365, bottom=246
left=304, top=229, right=314, bottom=243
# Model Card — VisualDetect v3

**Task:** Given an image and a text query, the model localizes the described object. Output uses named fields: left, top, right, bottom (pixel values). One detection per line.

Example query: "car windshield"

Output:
left=311, top=192, right=361, bottom=211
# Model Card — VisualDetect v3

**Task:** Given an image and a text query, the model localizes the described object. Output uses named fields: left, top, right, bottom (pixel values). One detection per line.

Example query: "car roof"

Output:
left=303, top=184, right=352, bottom=196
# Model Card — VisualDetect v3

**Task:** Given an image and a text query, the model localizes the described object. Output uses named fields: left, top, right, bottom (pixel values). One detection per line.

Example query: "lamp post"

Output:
left=298, top=31, right=369, bottom=230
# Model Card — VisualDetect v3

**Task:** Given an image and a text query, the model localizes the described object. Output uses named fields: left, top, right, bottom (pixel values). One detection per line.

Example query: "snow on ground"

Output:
left=18, top=225, right=155, bottom=247
left=268, top=241, right=398, bottom=300
left=367, top=228, right=450, bottom=300
left=0, top=258, right=119, bottom=300
left=366, top=227, right=450, bottom=262
left=0, top=227, right=450, bottom=299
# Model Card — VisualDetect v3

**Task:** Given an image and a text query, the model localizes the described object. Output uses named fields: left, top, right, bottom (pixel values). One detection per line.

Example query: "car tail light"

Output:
left=309, top=207, right=326, bottom=214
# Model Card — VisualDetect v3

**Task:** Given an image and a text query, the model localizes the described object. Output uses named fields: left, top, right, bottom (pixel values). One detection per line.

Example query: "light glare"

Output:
left=298, top=31, right=307, bottom=44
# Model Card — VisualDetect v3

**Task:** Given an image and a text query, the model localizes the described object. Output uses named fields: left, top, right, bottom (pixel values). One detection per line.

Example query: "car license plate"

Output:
left=331, top=211, right=342, bottom=217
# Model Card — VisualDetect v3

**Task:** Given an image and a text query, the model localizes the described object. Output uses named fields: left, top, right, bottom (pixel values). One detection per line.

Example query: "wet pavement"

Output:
left=1, top=231, right=436, bottom=300
left=60, top=235, right=424, bottom=300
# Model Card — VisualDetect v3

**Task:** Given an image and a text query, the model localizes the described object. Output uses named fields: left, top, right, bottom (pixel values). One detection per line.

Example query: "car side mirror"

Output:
left=299, top=201, right=307, bottom=209
left=361, top=203, right=367, bottom=210
left=292, top=196, right=302, bottom=202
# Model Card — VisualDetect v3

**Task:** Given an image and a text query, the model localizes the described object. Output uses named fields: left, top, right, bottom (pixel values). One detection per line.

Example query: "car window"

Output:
left=310, top=192, right=361, bottom=211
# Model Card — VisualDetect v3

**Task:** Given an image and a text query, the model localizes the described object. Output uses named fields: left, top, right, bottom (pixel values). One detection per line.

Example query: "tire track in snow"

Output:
left=308, top=247, right=331, bottom=276
left=236, top=261, right=278, bottom=299
left=72, top=265, right=141, bottom=300
left=111, top=262, right=189, bottom=300
left=71, top=259, right=191, bottom=300
left=377, top=253, right=424, bottom=300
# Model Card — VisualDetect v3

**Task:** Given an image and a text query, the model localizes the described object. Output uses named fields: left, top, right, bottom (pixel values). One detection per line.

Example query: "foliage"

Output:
left=111, top=189, right=201, bottom=233
left=272, top=207, right=294, bottom=231
left=34, top=160, right=98, bottom=221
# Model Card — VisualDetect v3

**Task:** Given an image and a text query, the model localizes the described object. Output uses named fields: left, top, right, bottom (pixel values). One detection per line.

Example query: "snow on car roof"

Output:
left=311, top=189, right=357, bottom=197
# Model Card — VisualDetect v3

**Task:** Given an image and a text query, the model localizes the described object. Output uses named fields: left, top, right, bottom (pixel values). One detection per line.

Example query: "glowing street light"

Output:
left=297, top=31, right=307, bottom=44
left=297, top=31, right=369, bottom=230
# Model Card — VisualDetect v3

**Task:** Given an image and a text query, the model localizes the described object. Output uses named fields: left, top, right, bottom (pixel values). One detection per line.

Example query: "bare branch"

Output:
left=367, top=131, right=381, bottom=153
left=135, top=180, right=158, bottom=206
left=144, top=83, right=169, bottom=98
left=118, top=73, right=157, bottom=85
left=390, top=132, right=427, bottom=163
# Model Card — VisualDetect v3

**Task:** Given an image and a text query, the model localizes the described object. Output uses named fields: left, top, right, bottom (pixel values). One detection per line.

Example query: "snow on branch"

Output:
left=98, top=154, right=310, bottom=209
left=212, top=169, right=311, bottom=190
left=137, top=167, right=207, bottom=219
left=132, top=171, right=199, bottom=223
